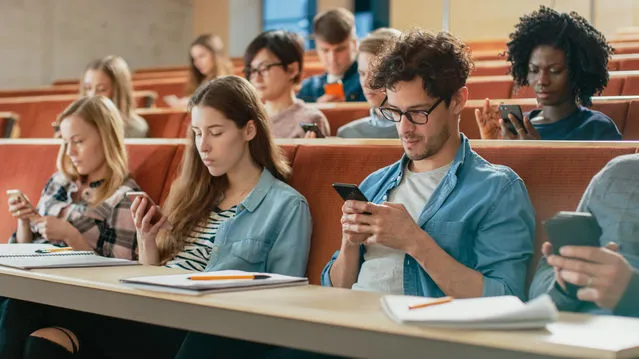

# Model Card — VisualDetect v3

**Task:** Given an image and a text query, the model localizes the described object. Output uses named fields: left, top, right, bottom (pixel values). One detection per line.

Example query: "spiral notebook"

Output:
left=0, top=244, right=139, bottom=269
left=381, top=294, right=558, bottom=329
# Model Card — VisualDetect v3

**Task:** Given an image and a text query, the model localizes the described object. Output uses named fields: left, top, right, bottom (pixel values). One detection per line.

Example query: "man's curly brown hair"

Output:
left=507, top=6, right=613, bottom=107
left=369, top=29, right=474, bottom=106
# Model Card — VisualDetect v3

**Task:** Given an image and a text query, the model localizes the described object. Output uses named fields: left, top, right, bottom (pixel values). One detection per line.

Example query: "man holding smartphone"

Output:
left=322, top=30, right=535, bottom=300
left=530, top=154, right=639, bottom=317
left=296, top=8, right=365, bottom=103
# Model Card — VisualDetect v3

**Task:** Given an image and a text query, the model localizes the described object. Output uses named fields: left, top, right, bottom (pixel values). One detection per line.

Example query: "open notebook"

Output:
left=381, top=294, right=558, bottom=329
left=120, top=270, right=309, bottom=295
left=0, top=244, right=138, bottom=269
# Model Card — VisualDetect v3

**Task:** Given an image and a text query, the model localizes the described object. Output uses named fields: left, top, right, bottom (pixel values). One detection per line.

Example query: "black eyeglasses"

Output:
left=377, top=97, right=443, bottom=125
left=243, top=62, right=284, bottom=78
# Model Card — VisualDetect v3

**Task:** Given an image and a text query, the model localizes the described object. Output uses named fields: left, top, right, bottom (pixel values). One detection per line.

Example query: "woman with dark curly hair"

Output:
left=475, top=6, right=621, bottom=141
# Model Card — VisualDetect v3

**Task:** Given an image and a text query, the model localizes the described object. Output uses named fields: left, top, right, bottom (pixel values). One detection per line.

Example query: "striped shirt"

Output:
left=165, top=206, right=237, bottom=271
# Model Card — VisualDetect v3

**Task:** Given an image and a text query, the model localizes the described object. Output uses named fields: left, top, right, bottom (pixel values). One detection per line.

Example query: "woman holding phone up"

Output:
left=6, top=96, right=139, bottom=256
left=474, top=6, right=620, bottom=141
left=0, top=96, right=141, bottom=358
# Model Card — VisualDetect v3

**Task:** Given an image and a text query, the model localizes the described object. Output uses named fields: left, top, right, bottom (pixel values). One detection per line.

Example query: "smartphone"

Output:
left=125, top=191, right=171, bottom=229
left=323, top=82, right=345, bottom=99
left=6, top=189, right=39, bottom=220
left=543, top=211, right=602, bottom=297
left=332, top=183, right=371, bottom=215
left=300, top=122, right=325, bottom=138
left=498, top=104, right=525, bottom=136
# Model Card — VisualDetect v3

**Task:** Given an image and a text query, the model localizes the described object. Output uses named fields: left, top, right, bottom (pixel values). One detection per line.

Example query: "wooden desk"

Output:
left=0, top=266, right=637, bottom=358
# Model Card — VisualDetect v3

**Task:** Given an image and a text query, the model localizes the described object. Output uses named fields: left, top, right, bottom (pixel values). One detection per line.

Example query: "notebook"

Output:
left=381, top=294, right=558, bottom=329
left=0, top=244, right=139, bottom=269
left=120, top=270, right=309, bottom=296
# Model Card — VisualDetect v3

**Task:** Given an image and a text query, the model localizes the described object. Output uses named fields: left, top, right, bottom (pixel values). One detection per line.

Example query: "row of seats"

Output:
left=0, top=139, right=636, bottom=284
left=472, top=54, right=639, bottom=76
left=7, top=66, right=639, bottom=111
left=5, top=95, right=639, bottom=140
left=0, top=91, right=157, bottom=138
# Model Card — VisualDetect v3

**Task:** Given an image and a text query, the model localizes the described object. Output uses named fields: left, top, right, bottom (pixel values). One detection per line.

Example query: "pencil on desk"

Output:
left=187, top=274, right=271, bottom=281
left=35, top=247, right=74, bottom=254
left=408, top=296, right=454, bottom=310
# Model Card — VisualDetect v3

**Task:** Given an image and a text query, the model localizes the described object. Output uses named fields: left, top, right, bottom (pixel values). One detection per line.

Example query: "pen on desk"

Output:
left=35, top=247, right=74, bottom=254
left=408, top=296, right=454, bottom=310
left=187, top=274, right=271, bottom=281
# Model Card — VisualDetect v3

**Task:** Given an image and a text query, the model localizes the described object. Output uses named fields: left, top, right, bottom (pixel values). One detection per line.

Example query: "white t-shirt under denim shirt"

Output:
left=352, top=162, right=452, bottom=294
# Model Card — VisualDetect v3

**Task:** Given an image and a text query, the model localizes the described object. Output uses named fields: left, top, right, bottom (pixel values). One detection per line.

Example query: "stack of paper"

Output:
left=121, top=270, right=309, bottom=295
left=381, top=294, right=558, bottom=329
left=0, top=244, right=138, bottom=269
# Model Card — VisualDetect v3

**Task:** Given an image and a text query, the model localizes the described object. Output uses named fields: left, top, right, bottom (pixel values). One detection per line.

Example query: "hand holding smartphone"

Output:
left=126, top=192, right=171, bottom=230
left=6, top=189, right=39, bottom=220
left=300, top=122, right=325, bottom=138
left=543, top=211, right=602, bottom=297
left=498, top=104, right=526, bottom=136
left=332, top=183, right=371, bottom=215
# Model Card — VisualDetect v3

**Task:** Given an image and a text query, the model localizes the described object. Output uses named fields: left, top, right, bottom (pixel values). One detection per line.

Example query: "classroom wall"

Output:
left=389, top=0, right=639, bottom=41
left=0, top=0, right=192, bottom=90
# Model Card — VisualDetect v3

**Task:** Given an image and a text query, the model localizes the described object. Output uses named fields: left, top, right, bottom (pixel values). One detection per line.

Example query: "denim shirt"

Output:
left=203, top=169, right=312, bottom=277
left=321, top=135, right=535, bottom=300
left=529, top=154, right=639, bottom=317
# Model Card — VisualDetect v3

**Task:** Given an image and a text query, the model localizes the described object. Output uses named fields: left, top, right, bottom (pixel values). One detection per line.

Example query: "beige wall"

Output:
left=318, top=0, right=354, bottom=13
left=389, top=0, right=639, bottom=41
left=193, top=0, right=229, bottom=52
left=0, top=0, right=192, bottom=89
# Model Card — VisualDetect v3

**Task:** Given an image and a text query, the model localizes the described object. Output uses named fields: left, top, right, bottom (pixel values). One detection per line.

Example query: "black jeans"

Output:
left=0, top=298, right=185, bottom=359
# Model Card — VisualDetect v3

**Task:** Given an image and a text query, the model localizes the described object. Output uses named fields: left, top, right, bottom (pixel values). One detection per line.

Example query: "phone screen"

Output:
left=300, top=123, right=325, bottom=138
left=543, top=211, right=602, bottom=297
left=498, top=104, right=525, bottom=136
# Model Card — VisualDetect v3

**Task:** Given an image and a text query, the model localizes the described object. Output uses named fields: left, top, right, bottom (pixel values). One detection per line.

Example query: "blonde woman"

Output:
left=82, top=55, right=149, bottom=138
left=7, top=96, right=140, bottom=257
left=166, top=34, right=234, bottom=108
left=0, top=96, right=144, bottom=358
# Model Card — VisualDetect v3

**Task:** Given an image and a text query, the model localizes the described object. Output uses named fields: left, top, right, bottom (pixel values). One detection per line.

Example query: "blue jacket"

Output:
left=204, top=169, right=312, bottom=277
left=321, top=135, right=535, bottom=300
left=297, top=61, right=365, bottom=103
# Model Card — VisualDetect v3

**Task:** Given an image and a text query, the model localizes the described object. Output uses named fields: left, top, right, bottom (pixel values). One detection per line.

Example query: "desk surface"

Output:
left=0, top=265, right=637, bottom=359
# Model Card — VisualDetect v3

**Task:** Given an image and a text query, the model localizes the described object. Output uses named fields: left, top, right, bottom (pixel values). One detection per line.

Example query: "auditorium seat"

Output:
left=315, top=103, right=370, bottom=136
left=0, top=91, right=156, bottom=138
left=137, top=108, right=191, bottom=139
left=0, top=140, right=637, bottom=284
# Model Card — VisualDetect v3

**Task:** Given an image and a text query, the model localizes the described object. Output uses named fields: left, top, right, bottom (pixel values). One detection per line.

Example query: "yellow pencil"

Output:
left=35, top=247, right=74, bottom=254
left=408, top=296, right=454, bottom=310
left=188, top=274, right=271, bottom=281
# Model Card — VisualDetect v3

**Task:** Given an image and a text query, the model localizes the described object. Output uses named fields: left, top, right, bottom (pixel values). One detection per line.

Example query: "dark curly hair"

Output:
left=507, top=6, right=614, bottom=107
left=369, top=29, right=474, bottom=106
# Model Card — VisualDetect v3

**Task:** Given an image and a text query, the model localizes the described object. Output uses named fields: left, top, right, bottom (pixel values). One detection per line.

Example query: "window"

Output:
left=262, top=0, right=317, bottom=48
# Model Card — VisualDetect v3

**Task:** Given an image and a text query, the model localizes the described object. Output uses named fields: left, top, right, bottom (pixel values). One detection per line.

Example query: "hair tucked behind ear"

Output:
left=156, top=76, right=290, bottom=263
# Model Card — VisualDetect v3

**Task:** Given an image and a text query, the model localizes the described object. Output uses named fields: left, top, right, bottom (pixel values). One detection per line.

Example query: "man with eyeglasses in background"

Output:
left=322, top=30, right=536, bottom=300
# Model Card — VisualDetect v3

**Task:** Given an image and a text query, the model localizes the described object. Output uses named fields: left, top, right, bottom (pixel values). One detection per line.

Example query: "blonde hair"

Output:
left=55, top=96, right=129, bottom=206
left=157, top=76, right=290, bottom=263
left=82, top=55, right=137, bottom=123
left=359, top=28, right=401, bottom=56
left=186, top=34, right=233, bottom=95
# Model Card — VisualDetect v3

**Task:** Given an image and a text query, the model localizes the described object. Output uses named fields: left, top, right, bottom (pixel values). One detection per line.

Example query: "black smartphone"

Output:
left=332, top=183, right=371, bottom=215
left=300, top=122, right=325, bottom=138
left=543, top=211, right=602, bottom=297
left=498, top=104, right=525, bottom=136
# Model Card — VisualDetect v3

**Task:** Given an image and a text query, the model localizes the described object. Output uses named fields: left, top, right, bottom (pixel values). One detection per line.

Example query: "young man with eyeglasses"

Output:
left=297, top=8, right=365, bottom=103
left=243, top=30, right=330, bottom=138
left=322, top=30, right=536, bottom=300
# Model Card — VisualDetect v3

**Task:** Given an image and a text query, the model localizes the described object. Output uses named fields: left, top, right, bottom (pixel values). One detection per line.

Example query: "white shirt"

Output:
left=352, top=162, right=452, bottom=294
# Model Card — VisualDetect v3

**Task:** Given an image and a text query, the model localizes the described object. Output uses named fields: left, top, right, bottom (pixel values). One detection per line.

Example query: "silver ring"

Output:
left=586, top=276, right=593, bottom=287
